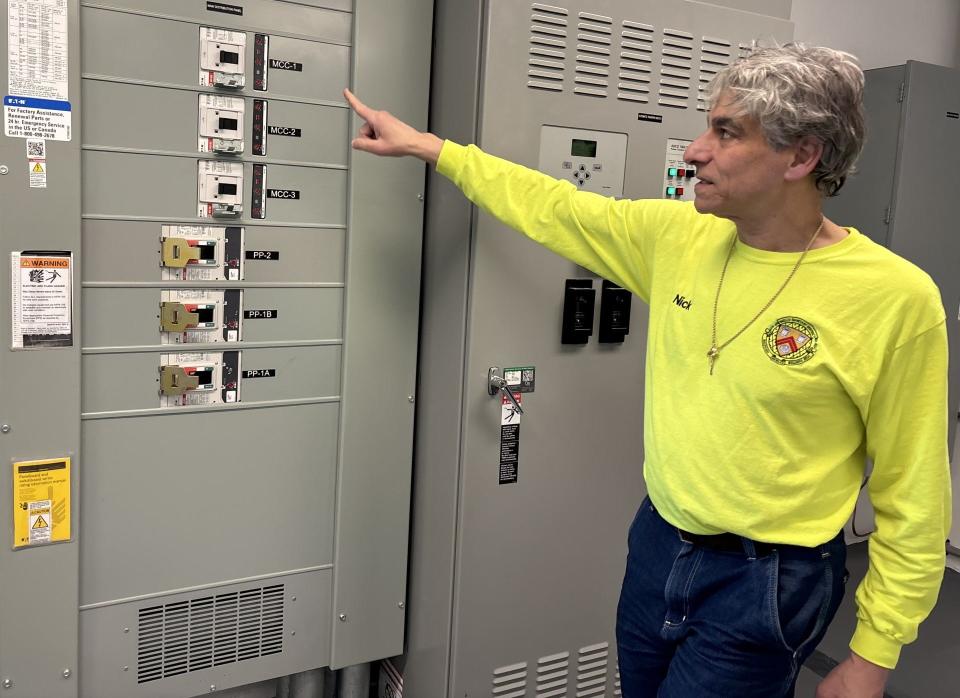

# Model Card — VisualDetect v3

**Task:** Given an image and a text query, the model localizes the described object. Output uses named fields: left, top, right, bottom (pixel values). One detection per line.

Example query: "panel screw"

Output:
left=62, top=669, right=71, bottom=679
left=210, top=685, right=217, bottom=692
left=291, top=596, right=296, bottom=602
left=123, top=666, right=129, bottom=672
left=291, top=630, right=296, bottom=636
left=416, top=193, right=423, bottom=201
left=123, top=627, right=129, bottom=633
left=0, top=425, right=9, bottom=434
left=398, top=602, right=405, bottom=609
left=339, top=613, right=347, bottom=622
left=408, top=395, right=414, bottom=403
left=0, top=166, right=8, bottom=175
left=2, top=679, right=11, bottom=689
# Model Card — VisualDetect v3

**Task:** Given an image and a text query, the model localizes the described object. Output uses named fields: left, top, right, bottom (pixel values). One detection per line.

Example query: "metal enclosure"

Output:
left=823, top=61, right=960, bottom=551
left=405, top=2, right=793, bottom=696
left=0, top=1, right=432, bottom=696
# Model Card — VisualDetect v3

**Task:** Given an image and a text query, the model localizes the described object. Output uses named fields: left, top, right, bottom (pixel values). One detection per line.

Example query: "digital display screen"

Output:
left=571, top=139, right=597, bottom=157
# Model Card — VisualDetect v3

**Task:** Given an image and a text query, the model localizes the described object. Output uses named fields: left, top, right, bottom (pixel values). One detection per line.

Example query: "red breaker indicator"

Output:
left=254, top=33, right=269, bottom=91
left=252, top=164, right=266, bottom=219
left=253, top=99, right=267, bottom=156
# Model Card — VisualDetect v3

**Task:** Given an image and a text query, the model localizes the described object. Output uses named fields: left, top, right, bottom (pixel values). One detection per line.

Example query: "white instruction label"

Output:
left=7, top=0, right=69, bottom=101
left=6, top=0, right=71, bottom=140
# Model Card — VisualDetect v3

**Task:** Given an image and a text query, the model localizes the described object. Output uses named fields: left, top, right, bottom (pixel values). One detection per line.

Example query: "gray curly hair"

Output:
left=706, top=43, right=865, bottom=197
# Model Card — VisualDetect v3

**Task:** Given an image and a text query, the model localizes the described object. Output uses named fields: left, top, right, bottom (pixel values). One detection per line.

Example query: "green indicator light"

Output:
left=666, top=186, right=677, bottom=196
left=668, top=167, right=678, bottom=177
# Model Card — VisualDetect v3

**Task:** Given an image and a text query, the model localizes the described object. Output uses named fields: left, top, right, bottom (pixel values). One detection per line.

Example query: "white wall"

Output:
left=790, top=0, right=960, bottom=69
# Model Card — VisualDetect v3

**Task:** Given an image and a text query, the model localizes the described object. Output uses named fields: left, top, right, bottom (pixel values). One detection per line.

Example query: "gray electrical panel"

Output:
left=0, top=1, right=431, bottom=697
left=404, top=2, right=793, bottom=696
left=823, top=61, right=960, bottom=550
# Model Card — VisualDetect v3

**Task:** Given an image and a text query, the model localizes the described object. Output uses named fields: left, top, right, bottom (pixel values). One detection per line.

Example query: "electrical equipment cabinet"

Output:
left=404, top=2, right=793, bottom=696
left=0, top=2, right=431, bottom=696
left=824, top=61, right=960, bottom=551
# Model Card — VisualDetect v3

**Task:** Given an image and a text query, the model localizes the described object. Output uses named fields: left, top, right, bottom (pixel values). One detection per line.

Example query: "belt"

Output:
left=676, top=528, right=778, bottom=557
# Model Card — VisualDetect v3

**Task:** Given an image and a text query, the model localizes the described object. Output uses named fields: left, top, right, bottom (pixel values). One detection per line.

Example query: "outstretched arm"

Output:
left=344, top=88, right=443, bottom=164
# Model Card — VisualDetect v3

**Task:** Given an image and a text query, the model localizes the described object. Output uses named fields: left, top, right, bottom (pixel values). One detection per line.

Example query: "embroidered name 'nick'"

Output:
left=673, top=294, right=693, bottom=310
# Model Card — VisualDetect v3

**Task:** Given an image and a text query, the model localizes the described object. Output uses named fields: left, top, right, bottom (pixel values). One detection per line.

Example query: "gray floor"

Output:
left=795, top=542, right=960, bottom=698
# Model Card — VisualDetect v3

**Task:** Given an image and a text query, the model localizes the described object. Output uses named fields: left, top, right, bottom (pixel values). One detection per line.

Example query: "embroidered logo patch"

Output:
left=762, top=316, right=818, bottom=366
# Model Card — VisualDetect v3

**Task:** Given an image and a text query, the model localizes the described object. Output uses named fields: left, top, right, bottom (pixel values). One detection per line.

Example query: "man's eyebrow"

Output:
left=709, top=115, right=741, bottom=131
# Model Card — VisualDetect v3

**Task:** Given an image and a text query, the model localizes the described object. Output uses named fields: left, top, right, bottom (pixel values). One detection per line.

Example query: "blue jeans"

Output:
left=616, top=498, right=847, bottom=697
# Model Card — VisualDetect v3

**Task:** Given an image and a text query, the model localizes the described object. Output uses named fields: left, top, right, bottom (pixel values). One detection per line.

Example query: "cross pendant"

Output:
left=707, top=344, right=719, bottom=375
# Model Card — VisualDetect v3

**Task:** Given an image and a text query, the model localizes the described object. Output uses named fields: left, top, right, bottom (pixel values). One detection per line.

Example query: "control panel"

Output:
left=538, top=125, right=628, bottom=197
left=663, top=137, right=698, bottom=201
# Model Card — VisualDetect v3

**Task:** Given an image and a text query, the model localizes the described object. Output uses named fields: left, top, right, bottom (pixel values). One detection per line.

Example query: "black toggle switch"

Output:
left=598, top=280, right=632, bottom=343
left=561, top=279, right=596, bottom=344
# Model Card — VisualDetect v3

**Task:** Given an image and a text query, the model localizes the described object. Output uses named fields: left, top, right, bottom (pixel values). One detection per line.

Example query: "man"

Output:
left=345, top=43, right=951, bottom=697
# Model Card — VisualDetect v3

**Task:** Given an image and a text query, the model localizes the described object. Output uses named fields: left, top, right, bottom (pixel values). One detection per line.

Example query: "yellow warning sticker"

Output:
left=13, top=457, right=71, bottom=549
left=32, top=161, right=44, bottom=173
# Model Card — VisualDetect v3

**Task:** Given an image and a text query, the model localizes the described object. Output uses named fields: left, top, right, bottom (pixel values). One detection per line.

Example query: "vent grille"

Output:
left=138, top=584, right=284, bottom=684
left=617, top=19, right=653, bottom=103
left=658, top=28, right=693, bottom=109
left=697, top=36, right=733, bottom=110
left=492, top=662, right=528, bottom=698
left=529, top=3, right=569, bottom=92
left=576, top=642, right=609, bottom=697
left=574, top=12, right=612, bottom=97
left=536, top=651, right=570, bottom=697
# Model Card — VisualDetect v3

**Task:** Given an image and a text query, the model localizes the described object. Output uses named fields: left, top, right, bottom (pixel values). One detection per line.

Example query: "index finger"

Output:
left=343, top=88, right=373, bottom=120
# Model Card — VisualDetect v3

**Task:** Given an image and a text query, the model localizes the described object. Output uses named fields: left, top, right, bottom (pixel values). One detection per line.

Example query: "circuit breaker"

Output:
left=1, top=2, right=431, bottom=697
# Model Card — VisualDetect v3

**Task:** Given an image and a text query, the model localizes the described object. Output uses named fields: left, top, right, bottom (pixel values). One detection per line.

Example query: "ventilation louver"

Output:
left=698, top=36, right=733, bottom=110
left=658, top=28, right=693, bottom=109
left=617, top=19, right=653, bottom=103
left=492, top=661, right=528, bottom=698
left=576, top=642, right=610, bottom=697
left=536, top=651, right=570, bottom=697
left=574, top=12, right=612, bottom=97
left=137, top=584, right=284, bottom=684
left=528, top=3, right=569, bottom=92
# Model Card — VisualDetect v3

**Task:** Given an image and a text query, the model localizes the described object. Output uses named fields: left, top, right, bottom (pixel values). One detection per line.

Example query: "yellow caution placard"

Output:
left=13, top=458, right=71, bottom=549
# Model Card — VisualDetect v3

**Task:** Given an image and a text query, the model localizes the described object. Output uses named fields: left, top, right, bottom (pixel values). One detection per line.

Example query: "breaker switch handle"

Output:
left=160, top=302, right=200, bottom=332
left=488, top=367, right=524, bottom=415
left=159, top=366, right=201, bottom=397
left=161, top=238, right=201, bottom=268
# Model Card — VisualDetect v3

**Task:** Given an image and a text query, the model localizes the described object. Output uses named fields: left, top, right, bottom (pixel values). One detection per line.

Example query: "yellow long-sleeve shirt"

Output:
left=437, top=140, right=951, bottom=669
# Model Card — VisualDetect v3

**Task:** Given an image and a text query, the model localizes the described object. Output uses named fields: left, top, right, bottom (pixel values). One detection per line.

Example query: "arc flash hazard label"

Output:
left=13, top=458, right=71, bottom=548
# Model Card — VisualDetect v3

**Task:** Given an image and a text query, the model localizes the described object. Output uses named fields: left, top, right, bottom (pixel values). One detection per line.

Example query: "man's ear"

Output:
left=784, top=135, right=824, bottom=182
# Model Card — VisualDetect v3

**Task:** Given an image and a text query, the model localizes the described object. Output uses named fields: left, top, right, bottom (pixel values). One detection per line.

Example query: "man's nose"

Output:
left=684, top=133, right=708, bottom=165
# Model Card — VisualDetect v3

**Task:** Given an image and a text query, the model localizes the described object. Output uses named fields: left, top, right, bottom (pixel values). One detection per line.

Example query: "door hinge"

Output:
left=883, top=206, right=892, bottom=224
left=897, top=82, right=905, bottom=103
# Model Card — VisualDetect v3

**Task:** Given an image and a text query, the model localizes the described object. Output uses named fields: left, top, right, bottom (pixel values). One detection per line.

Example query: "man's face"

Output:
left=683, top=94, right=796, bottom=220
